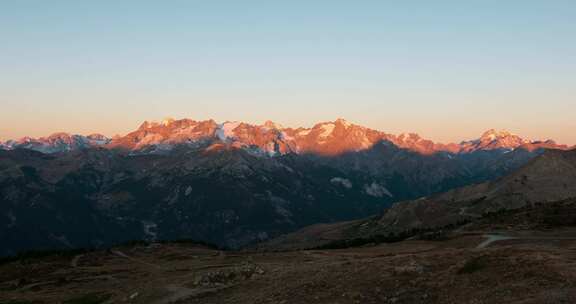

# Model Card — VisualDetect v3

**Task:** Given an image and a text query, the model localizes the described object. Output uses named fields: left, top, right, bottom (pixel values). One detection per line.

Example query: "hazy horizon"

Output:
left=1, top=1, right=575, bottom=144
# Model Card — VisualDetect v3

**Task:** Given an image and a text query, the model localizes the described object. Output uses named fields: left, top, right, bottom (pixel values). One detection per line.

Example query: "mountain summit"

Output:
left=461, top=128, right=565, bottom=152
left=1, top=132, right=111, bottom=154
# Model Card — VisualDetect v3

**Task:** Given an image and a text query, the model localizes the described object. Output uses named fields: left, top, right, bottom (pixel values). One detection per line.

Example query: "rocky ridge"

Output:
left=2, top=118, right=570, bottom=155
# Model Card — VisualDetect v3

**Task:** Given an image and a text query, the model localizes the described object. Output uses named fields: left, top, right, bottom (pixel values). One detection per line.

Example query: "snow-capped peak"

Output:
left=458, top=129, right=538, bottom=153
left=480, top=129, right=518, bottom=142
left=262, top=120, right=284, bottom=130
left=0, top=132, right=111, bottom=154
left=335, top=118, right=351, bottom=128
left=138, top=121, right=159, bottom=130
left=162, top=117, right=175, bottom=126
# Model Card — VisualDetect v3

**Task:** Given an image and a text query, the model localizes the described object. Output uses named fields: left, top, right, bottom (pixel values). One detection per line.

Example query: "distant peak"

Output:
left=399, top=133, right=421, bottom=141
left=262, top=120, right=283, bottom=130
left=335, top=118, right=351, bottom=127
left=137, top=117, right=176, bottom=129
left=138, top=121, right=156, bottom=130
left=480, top=129, right=516, bottom=141
left=47, top=132, right=72, bottom=138
left=162, top=117, right=175, bottom=126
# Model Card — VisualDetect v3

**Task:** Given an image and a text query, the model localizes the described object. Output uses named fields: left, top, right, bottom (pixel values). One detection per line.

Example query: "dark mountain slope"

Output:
left=0, top=140, right=559, bottom=255
left=263, top=149, right=576, bottom=250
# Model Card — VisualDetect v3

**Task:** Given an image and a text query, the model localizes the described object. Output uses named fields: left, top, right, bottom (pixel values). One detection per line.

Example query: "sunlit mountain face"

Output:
left=2, top=118, right=569, bottom=156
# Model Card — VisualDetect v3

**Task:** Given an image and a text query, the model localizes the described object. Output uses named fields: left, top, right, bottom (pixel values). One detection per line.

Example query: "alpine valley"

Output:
left=0, top=118, right=571, bottom=255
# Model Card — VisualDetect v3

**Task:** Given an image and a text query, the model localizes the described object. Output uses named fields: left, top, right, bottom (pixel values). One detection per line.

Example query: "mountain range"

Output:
left=0, top=118, right=572, bottom=255
left=1, top=118, right=569, bottom=155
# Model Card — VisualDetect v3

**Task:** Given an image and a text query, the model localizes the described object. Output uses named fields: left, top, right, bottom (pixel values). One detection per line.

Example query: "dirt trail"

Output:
left=108, top=249, right=225, bottom=304
left=111, top=250, right=166, bottom=270
left=477, top=233, right=576, bottom=249
left=476, top=234, right=518, bottom=249
left=70, top=254, right=84, bottom=268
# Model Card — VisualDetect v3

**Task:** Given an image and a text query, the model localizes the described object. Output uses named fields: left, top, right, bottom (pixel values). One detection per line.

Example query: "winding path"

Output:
left=476, top=234, right=518, bottom=249
left=70, top=254, right=84, bottom=268
left=111, top=249, right=166, bottom=270
left=476, top=233, right=576, bottom=249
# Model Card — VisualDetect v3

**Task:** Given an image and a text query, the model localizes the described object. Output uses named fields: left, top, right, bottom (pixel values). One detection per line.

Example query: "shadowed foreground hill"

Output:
left=263, top=149, right=576, bottom=250
left=3, top=227, right=576, bottom=304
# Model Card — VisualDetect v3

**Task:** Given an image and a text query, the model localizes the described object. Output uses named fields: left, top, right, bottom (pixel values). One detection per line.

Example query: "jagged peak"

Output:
left=480, top=129, right=519, bottom=141
left=44, top=132, right=75, bottom=140
left=162, top=117, right=175, bottom=126
left=398, top=133, right=422, bottom=140
left=138, top=117, right=176, bottom=129
left=13, top=132, right=76, bottom=143
left=262, top=120, right=284, bottom=130
left=219, top=121, right=241, bottom=127
left=311, top=119, right=356, bottom=132
left=138, top=120, right=157, bottom=130
left=334, top=118, right=352, bottom=128
left=138, top=117, right=202, bottom=130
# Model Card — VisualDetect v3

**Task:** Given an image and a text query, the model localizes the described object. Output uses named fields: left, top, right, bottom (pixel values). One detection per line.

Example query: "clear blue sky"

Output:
left=1, top=1, right=575, bottom=144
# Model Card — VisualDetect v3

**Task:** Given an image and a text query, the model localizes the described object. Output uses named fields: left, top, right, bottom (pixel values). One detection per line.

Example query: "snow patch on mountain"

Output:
left=319, top=123, right=336, bottom=138
left=297, top=129, right=311, bottom=136
left=185, top=186, right=193, bottom=196
left=279, top=131, right=294, bottom=141
left=162, top=117, right=175, bottom=126
left=331, top=177, right=353, bottom=189
left=135, top=133, right=165, bottom=149
left=364, top=182, right=393, bottom=197
left=217, top=122, right=241, bottom=141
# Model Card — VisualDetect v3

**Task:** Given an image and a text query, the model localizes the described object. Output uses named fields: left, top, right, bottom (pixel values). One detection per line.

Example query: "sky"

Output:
left=1, top=1, right=575, bottom=144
